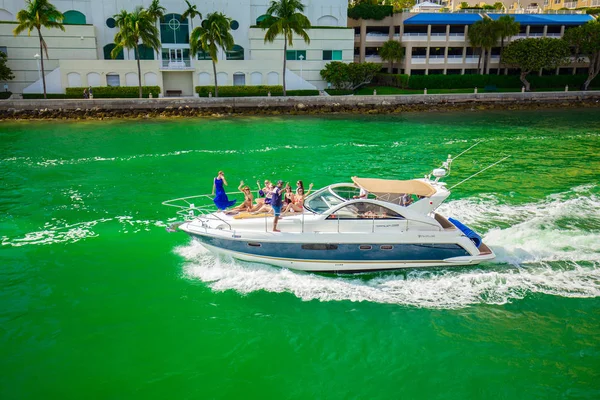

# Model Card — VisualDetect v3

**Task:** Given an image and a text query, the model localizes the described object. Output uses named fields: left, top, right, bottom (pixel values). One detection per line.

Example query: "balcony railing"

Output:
left=161, top=59, right=192, bottom=69
left=564, top=1, right=577, bottom=8
left=592, top=0, right=600, bottom=6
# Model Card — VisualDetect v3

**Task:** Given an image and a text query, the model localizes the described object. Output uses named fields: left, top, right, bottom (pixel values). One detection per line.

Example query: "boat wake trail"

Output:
left=178, top=185, right=600, bottom=308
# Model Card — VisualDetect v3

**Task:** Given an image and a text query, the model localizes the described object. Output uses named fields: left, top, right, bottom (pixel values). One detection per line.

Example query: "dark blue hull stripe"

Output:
left=189, top=233, right=470, bottom=262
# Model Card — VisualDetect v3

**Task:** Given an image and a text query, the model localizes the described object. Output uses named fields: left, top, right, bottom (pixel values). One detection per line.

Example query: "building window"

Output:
left=160, top=13, right=189, bottom=44
left=226, top=45, right=244, bottom=60
left=106, top=74, right=120, bottom=87
left=106, top=18, right=115, bottom=28
left=256, top=15, right=268, bottom=25
left=0, top=46, right=7, bottom=56
left=286, top=50, right=306, bottom=60
left=233, top=73, right=245, bottom=86
left=63, top=10, right=86, bottom=25
left=197, top=49, right=211, bottom=60
left=103, top=43, right=123, bottom=60
left=137, top=44, right=155, bottom=60
left=323, top=50, right=342, bottom=61
left=230, top=20, right=239, bottom=30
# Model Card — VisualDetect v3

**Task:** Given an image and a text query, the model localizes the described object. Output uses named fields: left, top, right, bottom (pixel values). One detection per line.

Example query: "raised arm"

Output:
left=211, top=178, right=215, bottom=196
left=238, top=180, right=244, bottom=192
left=222, top=175, right=228, bottom=186
left=305, top=183, right=314, bottom=197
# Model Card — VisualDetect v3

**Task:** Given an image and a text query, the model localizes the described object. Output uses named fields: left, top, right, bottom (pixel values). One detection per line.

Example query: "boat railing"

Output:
left=162, top=193, right=236, bottom=230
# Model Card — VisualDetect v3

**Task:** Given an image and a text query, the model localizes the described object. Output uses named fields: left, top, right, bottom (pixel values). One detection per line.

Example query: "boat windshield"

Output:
left=304, top=186, right=347, bottom=214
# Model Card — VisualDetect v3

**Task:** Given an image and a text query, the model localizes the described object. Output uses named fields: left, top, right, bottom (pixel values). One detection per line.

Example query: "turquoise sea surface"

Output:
left=1, top=109, right=599, bottom=399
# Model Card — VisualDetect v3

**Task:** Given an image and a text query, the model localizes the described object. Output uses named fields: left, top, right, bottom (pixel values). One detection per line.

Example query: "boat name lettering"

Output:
left=375, top=224, right=400, bottom=228
left=418, top=234, right=435, bottom=238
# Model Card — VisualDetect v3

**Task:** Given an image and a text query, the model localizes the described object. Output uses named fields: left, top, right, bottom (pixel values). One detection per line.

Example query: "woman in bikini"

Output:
left=226, top=181, right=254, bottom=214
left=284, top=181, right=314, bottom=213
left=252, top=180, right=274, bottom=213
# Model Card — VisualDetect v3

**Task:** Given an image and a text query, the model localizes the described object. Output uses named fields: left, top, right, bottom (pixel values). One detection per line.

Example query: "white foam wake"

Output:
left=178, top=185, right=600, bottom=308
left=178, top=243, right=600, bottom=309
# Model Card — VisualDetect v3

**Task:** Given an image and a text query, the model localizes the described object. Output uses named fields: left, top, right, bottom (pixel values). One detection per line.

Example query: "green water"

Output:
left=1, top=109, right=599, bottom=399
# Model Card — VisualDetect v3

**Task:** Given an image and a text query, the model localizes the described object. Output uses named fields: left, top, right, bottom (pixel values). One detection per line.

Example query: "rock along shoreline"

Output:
left=1, top=91, right=599, bottom=120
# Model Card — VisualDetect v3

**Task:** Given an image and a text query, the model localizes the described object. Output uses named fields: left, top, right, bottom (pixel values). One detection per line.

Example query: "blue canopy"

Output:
left=487, top=13, right=595, bottom=26
left=404, top=13, right=483, bottom=25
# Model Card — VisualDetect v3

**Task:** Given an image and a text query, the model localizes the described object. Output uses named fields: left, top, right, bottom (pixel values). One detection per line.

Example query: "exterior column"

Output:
left=389, top=24, right=394, bottom=41
left=486, top=48, right=491, bottom=74
left=444, top=45, right=449, bottom=66
left=427, top=24, right=432, bottom=42
left=526, top=25, right=530, bottom=38
left=360, top=22, right=366, bottom=63
left=560, top=25, right=565, bottom=37
left=425, top=45, right=430, bottom=73
left=446, top=24, right=450, bottom=42
left=543, top=25, right=548, bottom=37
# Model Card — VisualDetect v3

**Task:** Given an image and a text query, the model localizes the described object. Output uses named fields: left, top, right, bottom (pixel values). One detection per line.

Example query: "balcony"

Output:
left=564, top=1, right=577, bottom=7
left=365, top=32, right=388, bottom=42
left=448, top=33, right=465, bottom=42
left=402, top=33, right=427, bottom=42
left=160, top=58, right=193, bottom=70
left=429, top=33, right=447, bottom=42
left=365, top=54, right=382, bottom=62
left=546, top=33, right=562, bottom=37
left=447, top=55, right=464, bottom=63
left=592, top=0, right=600, bottom=6
left=411, top=55, right=426, bottom=64
left=429, top=55, right=446, bottom=64
left=464, top=56, right=479, bottom=64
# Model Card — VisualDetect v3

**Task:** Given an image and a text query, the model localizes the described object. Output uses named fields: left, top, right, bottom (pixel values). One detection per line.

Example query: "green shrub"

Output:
left=373, top=73, right=410, bottom=88
left=325, top=89, right=354, bottom=95
left=405, top=74, right=599, bottom=90
left=65, top=86, right=160, bottom=98
left=286, top=90, right=320, bottom=96
left=195, top=85, right=284, bottom=97
left=347, top=4, right=393, bottom=20
left=585, top=7, right=600, bottom=14
left=22, top=93, right=72, bottom=99
left=0, top=91, right=11, bottom=99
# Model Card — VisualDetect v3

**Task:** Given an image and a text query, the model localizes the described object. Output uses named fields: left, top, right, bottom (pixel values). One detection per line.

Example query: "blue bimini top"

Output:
left=404, top=13, right=484, bottom=25
left=487, top=13, right=595, bottom=26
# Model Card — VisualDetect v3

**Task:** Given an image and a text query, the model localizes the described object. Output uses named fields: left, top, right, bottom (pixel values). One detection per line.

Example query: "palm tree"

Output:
left=468, top=18, right=499, bottom=74
left=261, top=0, right=311, bottom=96
left=190, top=12, right=234, bottom=97
left=495, top=15, right=520, bottom=74
left=147, top=0, right=166, bottom=21
left=13, top=0, right=64, bottom=99
left=182, top=0, right=202, bottom=30
left=112, top=7, right=161, bottom=98
left=379, top=40, right=404, bottom=73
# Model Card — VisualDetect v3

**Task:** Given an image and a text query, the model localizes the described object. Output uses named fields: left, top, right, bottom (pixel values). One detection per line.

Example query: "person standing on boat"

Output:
left=353, top=187, right=368, bottom=199
left=271, top=180, right=284, bottom=232
left=211, top=171, right=237, bottom=211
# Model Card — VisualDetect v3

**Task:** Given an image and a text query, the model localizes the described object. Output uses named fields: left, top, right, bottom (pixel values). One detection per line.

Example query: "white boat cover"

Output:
left=352, top=177, right=436, bottom=197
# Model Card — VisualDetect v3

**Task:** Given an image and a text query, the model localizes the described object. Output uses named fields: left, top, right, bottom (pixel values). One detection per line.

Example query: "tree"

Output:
left=378, top=40, right=404, bottom=73
left=320, top=62, right=380, bottom=90
left=494, top=15, right=520, bottom=74
left=0, top=52, right=14, bottom=82
left=13, top=0, right=64, bottom=99
left=261, top=0, right=311, bottom=96
left=563, top=20, right=600, bottom=90
left=147, top=0, right=166, bottom=21
left=468, top=18, right=499, bottom=74
left=190, top=12, right=234, bottom=97
left=112, top=7, right=161, bottom=98
left=501, top=38, right=570, bottom=91
left=492, top=2, right=504, bottom=9
left=182, top=0, right=202, bottom=30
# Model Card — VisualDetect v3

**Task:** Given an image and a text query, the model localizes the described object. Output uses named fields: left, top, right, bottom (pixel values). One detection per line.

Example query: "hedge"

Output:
left=347, top=4, right=393, bottom=20
left=402, top=74, right=599, bottom=90
left=325, top=89, right=354, bottom=95
left=195, top=86, right=319, bottom=97
left=66, top=86, right=160, bottom=98
left=373, top=73, right=410, bottom=89
left=0, top=91, right=11, bottom=99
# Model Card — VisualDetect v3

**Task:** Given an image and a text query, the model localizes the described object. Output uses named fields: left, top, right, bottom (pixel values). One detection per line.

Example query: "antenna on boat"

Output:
left=426, top=140, right=483, bottom=181
left=449, top=155, right=511, bottom=190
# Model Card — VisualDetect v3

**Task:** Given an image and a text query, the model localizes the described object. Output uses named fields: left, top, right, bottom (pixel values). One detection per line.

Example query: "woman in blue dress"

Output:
left=212, top=171, right=237, bottom=211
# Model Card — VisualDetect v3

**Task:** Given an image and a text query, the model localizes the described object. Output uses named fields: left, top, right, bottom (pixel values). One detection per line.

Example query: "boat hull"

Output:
left=185, top=230, right=495, bottom=273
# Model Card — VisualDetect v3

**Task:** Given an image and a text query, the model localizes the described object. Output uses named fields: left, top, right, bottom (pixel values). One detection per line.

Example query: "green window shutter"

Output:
left=286, top=50, right=296, bottom=60
left=298, top=50, right=306, bottom=60
left=332, top=50, right=342, bottom=61
left=322, top=50, right=332, bottom=61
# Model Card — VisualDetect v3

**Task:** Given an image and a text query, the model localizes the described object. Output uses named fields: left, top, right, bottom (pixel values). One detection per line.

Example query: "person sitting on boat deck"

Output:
left=254, top=180, right=273, bottom=205
left=226, top=181, right=254, bottom=214
left=251, top=180, right=274, bottom=213
left=284, top=181, right=314, bottom=213
left=283, top=183, right=294, bottom=207
left=401, top=193, right=413, bottom=206
left=212, top=171, right=237, bottom=211
left=353, top=187, right=368, bottom=199
left=271, top=180, right=284, bottom=232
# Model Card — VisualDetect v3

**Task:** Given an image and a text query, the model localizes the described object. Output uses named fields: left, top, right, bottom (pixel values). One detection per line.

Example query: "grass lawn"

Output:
left=352, top=86, right=595, bottom=95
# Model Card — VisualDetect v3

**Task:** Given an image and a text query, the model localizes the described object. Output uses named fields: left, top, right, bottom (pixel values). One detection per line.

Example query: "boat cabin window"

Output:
left=330, top=185, right=361, bottom=200
left=304, top=187, right=346, bottom=214
left=326, top=202, right=404, bottom=220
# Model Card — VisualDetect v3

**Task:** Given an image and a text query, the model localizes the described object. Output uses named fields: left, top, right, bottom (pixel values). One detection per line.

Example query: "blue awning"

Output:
left=404, top=13, right=483, bottom=25
left=487, top=13, right=595, bottom=26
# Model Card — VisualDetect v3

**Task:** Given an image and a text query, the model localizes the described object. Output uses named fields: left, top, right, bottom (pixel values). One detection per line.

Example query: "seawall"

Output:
left=1, top=91, right=599, bottom=120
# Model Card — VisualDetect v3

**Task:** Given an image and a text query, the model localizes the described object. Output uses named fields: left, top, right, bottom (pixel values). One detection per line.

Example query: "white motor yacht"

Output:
left=164, top=157, right=496, bottom=273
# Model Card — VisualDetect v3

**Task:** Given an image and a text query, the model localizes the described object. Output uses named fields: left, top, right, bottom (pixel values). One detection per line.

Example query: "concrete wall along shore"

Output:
left=1, top=91, right=599, bottom=119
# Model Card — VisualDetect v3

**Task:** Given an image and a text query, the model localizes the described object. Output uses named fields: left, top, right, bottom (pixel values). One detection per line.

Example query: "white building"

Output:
left=0, top=0, right=353, bottom=94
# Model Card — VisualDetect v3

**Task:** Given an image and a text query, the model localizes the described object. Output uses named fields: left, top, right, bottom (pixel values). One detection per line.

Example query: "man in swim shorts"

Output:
left=271, top=180, right=284, bottom=232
